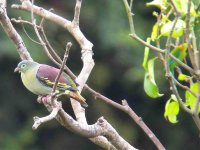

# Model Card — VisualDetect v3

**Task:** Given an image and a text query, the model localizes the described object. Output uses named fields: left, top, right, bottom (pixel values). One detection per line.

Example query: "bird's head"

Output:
left=14, top=60, right=38, bottom=73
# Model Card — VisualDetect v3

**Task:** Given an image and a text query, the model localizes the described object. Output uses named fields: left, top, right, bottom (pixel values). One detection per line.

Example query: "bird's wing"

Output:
left=36, top=64, right=78, bottom=92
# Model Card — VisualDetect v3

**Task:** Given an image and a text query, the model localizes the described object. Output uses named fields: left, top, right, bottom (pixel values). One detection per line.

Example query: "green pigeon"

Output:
left=14, top=60, right=88, bottom=107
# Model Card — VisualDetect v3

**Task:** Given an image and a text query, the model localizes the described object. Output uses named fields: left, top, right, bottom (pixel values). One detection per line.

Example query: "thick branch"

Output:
left=32, top=101, right=61, bottom=130
left=88, top=87, right=166, bottom=150
left=61, top=111, right=137, bottom=150
left=73, top=0, right=82, bottom=26
left=0, top=1, right=32, bottom=60
left=12, top=0, right=93, bottom=51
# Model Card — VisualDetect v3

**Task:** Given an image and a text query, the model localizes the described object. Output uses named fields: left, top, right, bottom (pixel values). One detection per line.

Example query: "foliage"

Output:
left=143, top=38, right=163, bottom=98
left=164, top=94, right=179, bottom=123
left=142, top=0, right=200, bottom=125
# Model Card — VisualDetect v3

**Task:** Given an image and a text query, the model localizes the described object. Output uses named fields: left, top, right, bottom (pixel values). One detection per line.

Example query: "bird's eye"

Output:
left=21, top=64, right=27, bottom=68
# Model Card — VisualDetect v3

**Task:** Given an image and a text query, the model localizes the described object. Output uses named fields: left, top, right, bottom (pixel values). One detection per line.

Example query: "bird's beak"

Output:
left=14, top=67, right=20, bottom=73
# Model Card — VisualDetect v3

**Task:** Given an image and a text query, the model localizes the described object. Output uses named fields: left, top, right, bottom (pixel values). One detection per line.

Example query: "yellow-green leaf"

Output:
left=178, top=73, right=190, bottom=81
left=185, top=82, right=199, bottom=111
left=173, top=0, right=196, bottom=16
left=164, top=94, right=179, bottom=123
left=151, top=23, right=159, bottom=41
left=146, top=0, right=167, bottom=10
left=144, top=58, right=163, bottom=98
left=142, top=38, right=151, bottom=70
left=160, top=19, right=185, bottom=38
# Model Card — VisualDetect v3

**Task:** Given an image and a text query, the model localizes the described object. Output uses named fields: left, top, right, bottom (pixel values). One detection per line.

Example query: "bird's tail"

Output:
left=68, top=91, right=88, bottom=108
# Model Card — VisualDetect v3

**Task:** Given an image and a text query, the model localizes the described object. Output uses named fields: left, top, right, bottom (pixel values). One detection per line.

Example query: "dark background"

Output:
left=0, top=0, right=199, bottom=150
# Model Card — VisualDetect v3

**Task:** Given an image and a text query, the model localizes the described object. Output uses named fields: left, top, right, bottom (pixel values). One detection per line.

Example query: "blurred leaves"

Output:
left=144, top=57, right=163, bottom=98
left=151, top=22, right=159, bottom=41
left=160, top=19, right=186, bottom=38
left=143, top=38, right=163, bottom=98
left=164, top=94, right=179, bottom=123
left=0, top=121, right=36, bottom=150
left=146, top=0, right=167, bottom=10
left=178, top=73, right=190, bottom=81
left=173, top=0, right=196, bottom=16
left=185, top=82, right=200, bottom=111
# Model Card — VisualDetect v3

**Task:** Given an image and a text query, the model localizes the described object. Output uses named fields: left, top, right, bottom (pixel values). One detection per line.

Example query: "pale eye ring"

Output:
left=21, top=64, right=26, bottom=68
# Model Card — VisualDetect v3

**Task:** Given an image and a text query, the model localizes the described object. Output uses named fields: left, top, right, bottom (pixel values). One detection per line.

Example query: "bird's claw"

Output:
left=37, top=95, right=51, bottom=105
left=37, top=96, right=43, bottom=103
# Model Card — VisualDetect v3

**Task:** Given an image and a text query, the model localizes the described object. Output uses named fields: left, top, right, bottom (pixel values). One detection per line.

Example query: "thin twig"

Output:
left=21, top=22, right=42, bottom=45
left=39, top=8, right=54, bottom=27
left=191, top=29, right=199, bottom=69
left=172, top=76, right=197, bottom=97
left=73, top=0, right=81, bottom=26
left=123, top=0, right=135, bottom=34
left=129, top=33, right=199, bottom=78
left=130, top=34, right=164, bottom=53
left=52, top=42, right=71, bottom=94
left=50, top=42, right=71, bottom=107
left=185, top=0, right=198, bottom=71
left=40, top=28, right=62, bottom=63
left=169, top=0, right=180, bottom=15
left=11, top=17, right=37, bottom=26
left=30, top=0, right=59, bottom=69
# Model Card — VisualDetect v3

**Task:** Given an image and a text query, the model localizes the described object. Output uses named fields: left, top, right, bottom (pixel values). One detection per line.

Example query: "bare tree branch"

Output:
left=10, top=0, right=140, bottom=149
left=0, top=0, right=32, bottom=60
left=32, top=101, right=61, bottom=130
left=9, top=0, right=169, bottom=149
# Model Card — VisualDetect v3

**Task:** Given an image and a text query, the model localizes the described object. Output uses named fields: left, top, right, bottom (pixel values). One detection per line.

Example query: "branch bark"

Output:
left=0, top=0, right=32, bottom=60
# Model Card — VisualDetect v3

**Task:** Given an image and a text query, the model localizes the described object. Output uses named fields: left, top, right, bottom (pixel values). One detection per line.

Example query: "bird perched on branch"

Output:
left=14, top=60, right=88, bottom=107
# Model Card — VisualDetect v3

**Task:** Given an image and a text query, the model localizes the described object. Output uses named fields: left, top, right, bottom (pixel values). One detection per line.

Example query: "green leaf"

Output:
left=151, top=23, right=159, bottom=41
left=164, top=94, right=179, bottom=123
left=178, top=73, right=190, bottom=81
left=160, top=19, right=186, bottom=38
left=146, top=0, right=167, bottom=10
left=185, top=82, right=199, bottom=111
left=144, top=58, right=164, bottom=98
left=173, top=0, right=196, bottom=16
left=142, top=38, right=151, bottom=70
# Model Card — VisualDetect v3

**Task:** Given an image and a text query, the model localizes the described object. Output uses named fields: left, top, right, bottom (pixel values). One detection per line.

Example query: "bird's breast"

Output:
left=21, top=67, right=52, bottom=95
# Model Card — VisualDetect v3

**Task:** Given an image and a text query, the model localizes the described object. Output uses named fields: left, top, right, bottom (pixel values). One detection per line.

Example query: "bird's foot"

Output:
left=37, top=95, right=51, bottom=105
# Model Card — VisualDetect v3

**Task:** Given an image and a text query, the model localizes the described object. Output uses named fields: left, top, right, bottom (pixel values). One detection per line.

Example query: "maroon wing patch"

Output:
left=36, top=64, right=77, bottom=91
